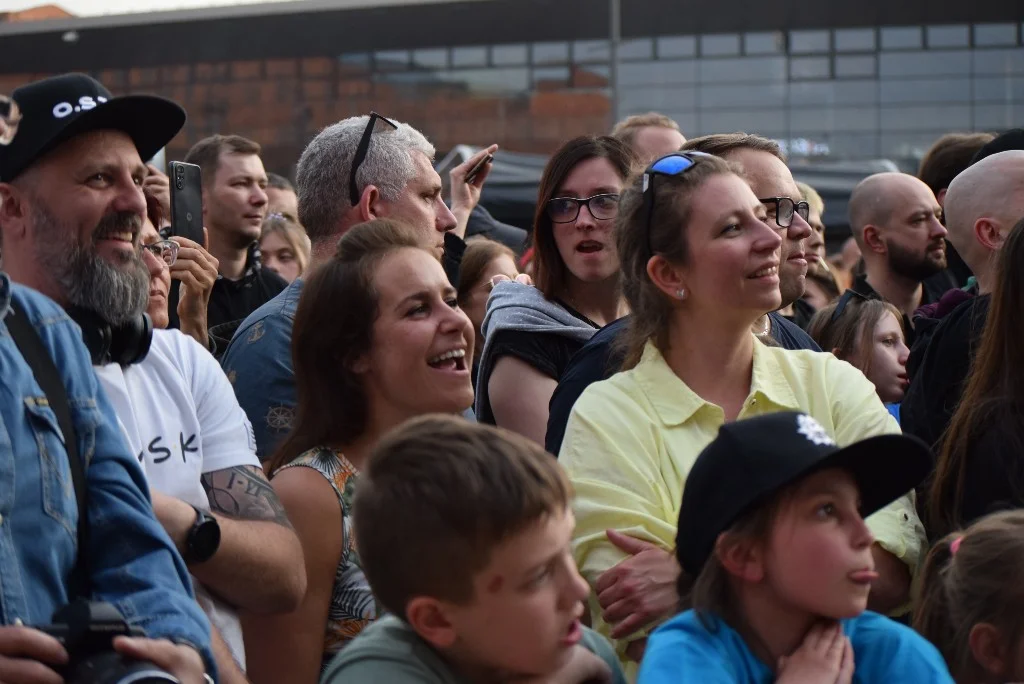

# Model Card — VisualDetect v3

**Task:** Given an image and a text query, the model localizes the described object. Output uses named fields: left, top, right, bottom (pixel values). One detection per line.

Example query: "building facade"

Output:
left=0, top=0, right=1021, bottom=175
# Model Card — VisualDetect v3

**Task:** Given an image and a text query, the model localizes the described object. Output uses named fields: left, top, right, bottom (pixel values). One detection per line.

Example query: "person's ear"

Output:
left=936, top=188, right=947, bottom=209
left=968, top=622, right=1008, bottom=679
left=646, top=254, right=689, bottom=302
left=0, top=182, right=30, bottom=242
left=831, top=346, right=844, bottom=360
left=861, top=225, right=886, bottom=255
left=406, top=597, right=460, bottom=650
left=360, top=185, right=383, bottom=222
left=716, top=534, right=765, bottom=583
left=974, top=218, right=1005, bottom=252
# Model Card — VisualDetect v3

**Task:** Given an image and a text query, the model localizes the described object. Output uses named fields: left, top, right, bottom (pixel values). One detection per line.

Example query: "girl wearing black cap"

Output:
left=639, top=412, right=950, bottom=683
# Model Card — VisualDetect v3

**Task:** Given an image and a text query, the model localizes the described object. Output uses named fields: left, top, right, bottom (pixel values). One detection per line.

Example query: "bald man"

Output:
left=902, top=150, right=1024, bottom=449
left=847, top=172, right=949, bottom=341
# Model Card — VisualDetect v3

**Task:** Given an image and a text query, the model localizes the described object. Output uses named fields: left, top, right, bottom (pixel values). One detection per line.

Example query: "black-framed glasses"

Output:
left=642, top=152, right=714, bottom=255
left=830, top=288, right=869, bottom=323
left=546, top=193, right=620, bottom=224
left=142, top=239, right=179, bottom=266
left=760, top=197, right=810, bottom=228
left=348, top=111, right=398, bottom=206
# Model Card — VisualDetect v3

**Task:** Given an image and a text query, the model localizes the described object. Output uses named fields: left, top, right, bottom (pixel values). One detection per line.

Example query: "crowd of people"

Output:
left=0, top=69, right=1023, bottom=684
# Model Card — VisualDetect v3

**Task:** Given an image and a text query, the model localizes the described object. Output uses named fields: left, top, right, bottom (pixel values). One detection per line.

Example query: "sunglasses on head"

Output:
left=830, top=288, right=870, bottom=323
left=348, top=111, right=398, bottom=206
left=641, top=152, right=715, bottom=256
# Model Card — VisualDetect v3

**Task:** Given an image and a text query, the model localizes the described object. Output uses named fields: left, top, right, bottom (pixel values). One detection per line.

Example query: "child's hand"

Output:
left=775, top=622, right=851, bottom=684
left=513, top=645, right=612, bottom=684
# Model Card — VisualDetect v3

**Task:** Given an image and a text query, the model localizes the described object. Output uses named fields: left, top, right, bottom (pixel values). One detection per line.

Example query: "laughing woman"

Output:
left=242, top=219, right=476, bottom=684
left=475, top=136, right=637, bottom=444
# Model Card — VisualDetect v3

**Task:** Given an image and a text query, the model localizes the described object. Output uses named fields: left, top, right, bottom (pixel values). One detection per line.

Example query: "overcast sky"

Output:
left=0, top=0, right=296, bottom=15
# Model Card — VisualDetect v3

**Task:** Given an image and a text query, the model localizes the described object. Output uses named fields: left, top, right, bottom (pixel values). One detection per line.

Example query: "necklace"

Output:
left=754, top=315, right=771, bottom=337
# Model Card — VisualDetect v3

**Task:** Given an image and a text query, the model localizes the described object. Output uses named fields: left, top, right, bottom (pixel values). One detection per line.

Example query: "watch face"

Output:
left=190, top=517, right=221, bottom=562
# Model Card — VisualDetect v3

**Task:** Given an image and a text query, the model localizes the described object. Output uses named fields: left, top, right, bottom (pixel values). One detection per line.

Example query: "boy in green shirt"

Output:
left=322, top=415, right=626, bottom=684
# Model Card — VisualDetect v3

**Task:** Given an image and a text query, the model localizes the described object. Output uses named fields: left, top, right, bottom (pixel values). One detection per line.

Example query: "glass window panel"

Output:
left=974, top=76, right=1024, bottom=101
left=574, top=65, right=610, bottom=87
left=574, top=40, right=610, bottom=63
left=790, top=30, right=830, bottom=54
left=879, top=50, right=971, bottom=77
left=973, top=102, right=1023, bottom=129
left=880, top=104, right=970, bottom=131
left=789, top=107, right=879, bottom=133
left=790, top=56, right=831, bottom=80
left=698, top=56, right=786, bottom=83
left=532, top=66, right=570, bottom=87
left=697, top=109, right=785, bottom=133
left=789, top=79, right=879, bottom=106
left=835, top=28, right=876, bottom=52
left=532, top=42, right=569, bottom=65
left=338, top=53, right=370, bottom=66
left=824, top=132, right=881, bottom=159
left=880, top=78, right=972, bottom=104
left=881, top=26, right=923, bottom=50
left=699, top=83, right=786, bottom=108
left=492, top=44, right=528, bottom=65
left=974, top=23, right=1018, bottom=47
left=973, top=48, right=1024, bottom=75
left=926, top=25, right=969, bottom=48
left=618, top=60, right=698, bottom=86
left=617, top=38, right=653, bottom=60
left=411, top=48, right=447, bottom=69
left=835, top=55, right=876, bottom=78
left=621, top=86, right=698, bottom=111
left=701, top=34, right=740, bottom=56
left=375, top=50, right=409, bottom=70
left=451, top=46, right=488, bottom=68
left=658, top=35, right=697, bottom=58
left=882, top=132, right=957, bottom=159
left=745, top=31, right=783, bottom=55
left=437, top=67, right=530, bottom=94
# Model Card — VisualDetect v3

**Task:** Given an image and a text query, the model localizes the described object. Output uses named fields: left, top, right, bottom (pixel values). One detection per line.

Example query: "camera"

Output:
left=35, top=600, right=179, bottom=684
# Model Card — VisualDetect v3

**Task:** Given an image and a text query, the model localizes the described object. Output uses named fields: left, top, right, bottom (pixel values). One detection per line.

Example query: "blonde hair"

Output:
left=611, top=112, right=682, bottom=147
left=797, top=181, right=825, bottom=217
left=807, top=297, right=904, bottom=378
left=260, top=213, right=311, bottom=277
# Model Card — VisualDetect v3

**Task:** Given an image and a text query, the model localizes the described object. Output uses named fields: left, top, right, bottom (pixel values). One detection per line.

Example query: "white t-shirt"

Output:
left=95, top=328, right=259, bottom=669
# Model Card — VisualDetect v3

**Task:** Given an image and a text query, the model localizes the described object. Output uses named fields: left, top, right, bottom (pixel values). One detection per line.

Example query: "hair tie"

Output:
left=950, top=536, right=964, bottom=555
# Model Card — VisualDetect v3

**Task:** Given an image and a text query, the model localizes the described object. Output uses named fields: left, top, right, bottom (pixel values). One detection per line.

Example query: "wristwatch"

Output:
left=184, top=505, right=220, bottom=564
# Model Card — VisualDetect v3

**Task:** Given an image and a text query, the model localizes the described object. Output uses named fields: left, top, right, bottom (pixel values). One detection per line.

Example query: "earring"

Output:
left=676, top=288, right=686, bottom=300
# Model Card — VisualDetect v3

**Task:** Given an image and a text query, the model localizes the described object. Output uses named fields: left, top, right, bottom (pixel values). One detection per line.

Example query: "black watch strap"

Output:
left=185, top=505, right=220, bottom=564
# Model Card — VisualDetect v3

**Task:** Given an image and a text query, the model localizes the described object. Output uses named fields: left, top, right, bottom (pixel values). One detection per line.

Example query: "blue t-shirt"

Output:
left=639, top=610, right=952, bottom=684
left=886, top=402, right=901, bottom=424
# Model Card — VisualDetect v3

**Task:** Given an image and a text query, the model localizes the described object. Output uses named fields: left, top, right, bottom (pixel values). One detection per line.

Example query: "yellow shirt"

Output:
left=559, top=340, right=925, bottom=673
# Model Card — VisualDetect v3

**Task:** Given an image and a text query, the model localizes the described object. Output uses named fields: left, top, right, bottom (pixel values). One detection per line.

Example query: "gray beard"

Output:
left=32, top=203, right=149, bottom=327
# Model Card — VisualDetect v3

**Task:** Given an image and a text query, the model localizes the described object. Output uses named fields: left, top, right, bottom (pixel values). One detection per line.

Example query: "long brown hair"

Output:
left=927, top=218, right=1024, bottom=538
left=455, top=238, right=515, bottom=308
left=614, top=153, right=739, bottom=370
left=266, top=218, right=427, bottom=475
left=914, top=511, right=1024, bottom=682
left=532, top=135, right=638, bottom=299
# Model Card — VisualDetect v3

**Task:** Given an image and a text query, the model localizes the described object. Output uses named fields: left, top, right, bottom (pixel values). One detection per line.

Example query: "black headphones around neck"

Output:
left=67, top=306, right=153, bottom=367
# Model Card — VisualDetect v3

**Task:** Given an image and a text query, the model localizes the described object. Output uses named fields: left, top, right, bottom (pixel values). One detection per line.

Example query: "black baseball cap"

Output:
left=970, top=128, right=1024, bottom=165
left=675, top=411, right=931, bottom=576
left=0, top=73, right=186, bottom=182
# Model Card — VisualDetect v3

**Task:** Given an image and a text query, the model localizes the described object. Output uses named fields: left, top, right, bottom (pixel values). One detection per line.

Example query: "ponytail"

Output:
left=913, top=532, right=960, bottom=669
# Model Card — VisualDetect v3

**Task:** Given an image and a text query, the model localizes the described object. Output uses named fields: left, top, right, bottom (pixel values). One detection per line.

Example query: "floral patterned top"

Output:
left=277, top=447, right=380, bottom=671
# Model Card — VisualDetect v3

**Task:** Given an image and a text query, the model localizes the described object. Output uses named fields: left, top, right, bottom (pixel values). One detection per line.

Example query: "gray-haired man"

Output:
left=221, top=113, right=493, bottom=461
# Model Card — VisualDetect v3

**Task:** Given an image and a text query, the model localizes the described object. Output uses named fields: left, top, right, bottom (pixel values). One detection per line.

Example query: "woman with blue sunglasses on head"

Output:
left=558, top=152, right=927, bottom=678
left=475, top=136, right=637, bottom=445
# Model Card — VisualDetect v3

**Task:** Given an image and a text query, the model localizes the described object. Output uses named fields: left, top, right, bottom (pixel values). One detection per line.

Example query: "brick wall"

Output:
left=1, top=60, right=612, bottom=176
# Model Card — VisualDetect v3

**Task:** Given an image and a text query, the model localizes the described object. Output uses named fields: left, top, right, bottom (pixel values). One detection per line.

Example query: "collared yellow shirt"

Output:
left=559, top=340, right=925, bottom=673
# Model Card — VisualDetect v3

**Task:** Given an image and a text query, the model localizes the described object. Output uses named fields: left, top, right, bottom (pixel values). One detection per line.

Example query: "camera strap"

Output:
left=6, top=300, right=90, bottom=599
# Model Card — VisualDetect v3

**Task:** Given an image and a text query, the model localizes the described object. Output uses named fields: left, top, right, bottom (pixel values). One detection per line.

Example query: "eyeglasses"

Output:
left=642, top=152, right=714, bottom=255
left=760, top=197, right=811, bottom=228
left=0, top=95, right=21, bottom=146
left=142, top=239, right=179, bottom=266
left=830, top=288, right=870, bottom=323
left=348, top=111, right=398, bottom=206
left=546, top=193, right=620, bottom=224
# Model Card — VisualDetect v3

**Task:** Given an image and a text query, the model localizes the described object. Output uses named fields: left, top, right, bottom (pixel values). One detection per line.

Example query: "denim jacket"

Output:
left=0, top=275, right=215, bottom=676
left=221, top=278, right=302, bottom=462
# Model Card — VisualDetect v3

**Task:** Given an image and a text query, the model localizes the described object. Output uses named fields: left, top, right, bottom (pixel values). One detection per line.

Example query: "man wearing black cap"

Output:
left=0, top=73, right=215, bottom=682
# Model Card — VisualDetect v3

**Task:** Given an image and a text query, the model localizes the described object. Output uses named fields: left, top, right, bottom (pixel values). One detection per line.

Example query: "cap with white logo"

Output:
left=0, top=72, right=185, bottom=182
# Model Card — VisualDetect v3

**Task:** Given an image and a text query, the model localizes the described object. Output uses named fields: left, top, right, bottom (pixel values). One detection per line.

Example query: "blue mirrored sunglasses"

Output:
left=642, top=152, right=715, bottom=254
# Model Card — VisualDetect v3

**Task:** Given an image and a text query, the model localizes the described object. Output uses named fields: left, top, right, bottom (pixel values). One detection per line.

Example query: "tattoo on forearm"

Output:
left=201, top=466, right=293, bottom=528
